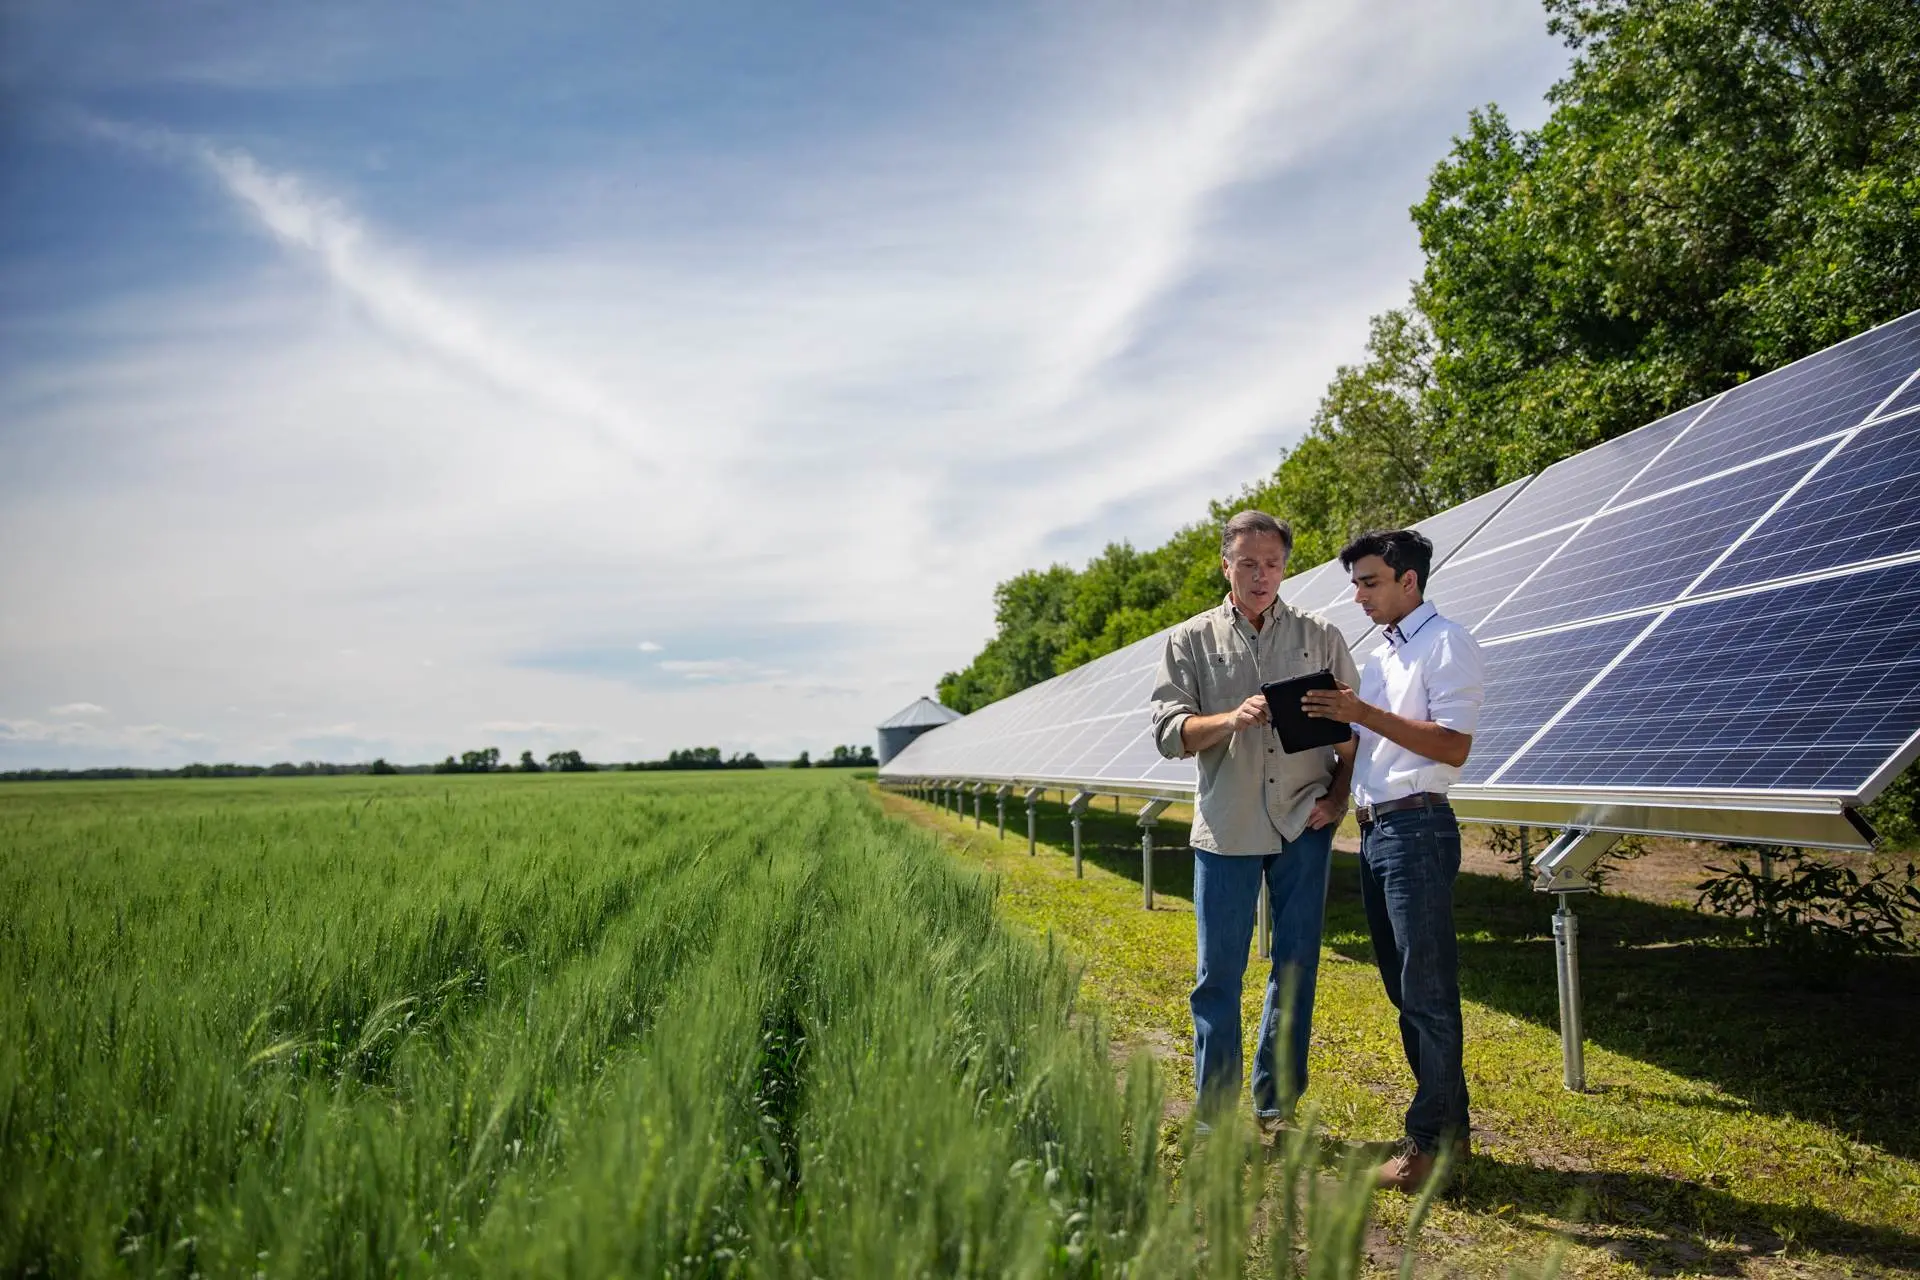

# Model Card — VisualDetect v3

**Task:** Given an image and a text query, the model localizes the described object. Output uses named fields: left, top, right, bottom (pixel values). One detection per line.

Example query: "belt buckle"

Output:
left=1356, top=803, right=1376, bottom=827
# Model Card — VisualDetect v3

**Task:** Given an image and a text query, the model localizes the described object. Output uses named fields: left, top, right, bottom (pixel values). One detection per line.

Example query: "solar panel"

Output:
left=884, top=309, right=1920, bottom=846
left=1426, top=532, right=1570, bottom=632
left=1475, top=444, right=1824, bottom=640
left=1456, top=615, right=1653, bottom=785
left=1700, top=409, right=1920, bottom=594
left=1878, top=374, right=1920, bottom=421
left=1493, top=560, right=1920, bottom=793
left=1610, top=310, right=1920, bottom=504
left=1464, top=406, right=1698, bottom=552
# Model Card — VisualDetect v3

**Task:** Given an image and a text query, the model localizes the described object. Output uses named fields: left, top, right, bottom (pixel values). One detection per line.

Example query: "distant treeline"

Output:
left=3, top=744, right=882, bottom=782
left=1, top=761, right=411, bottom=782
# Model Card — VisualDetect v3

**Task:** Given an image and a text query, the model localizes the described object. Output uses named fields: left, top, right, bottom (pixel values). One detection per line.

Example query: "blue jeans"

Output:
left=1359, top=804, right=1469, bottom=1152
left=1191, top=824, right=1333, bottom=1119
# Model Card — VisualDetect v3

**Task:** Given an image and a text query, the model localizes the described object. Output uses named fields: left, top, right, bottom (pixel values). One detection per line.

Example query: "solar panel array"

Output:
left=884, top=310, right=1920, bottom=821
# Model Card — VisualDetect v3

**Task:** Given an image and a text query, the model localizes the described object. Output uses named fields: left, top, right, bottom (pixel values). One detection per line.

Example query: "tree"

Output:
left=792, top=750, right=811, bottom=769
left=368, top=758, right=397, bottom=775
left=519, top=750, right=543, bottom=772
left=546, top=750, right=590, bottom=772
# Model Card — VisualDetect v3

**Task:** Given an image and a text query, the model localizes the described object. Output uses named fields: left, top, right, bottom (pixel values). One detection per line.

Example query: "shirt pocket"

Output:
left=1199, top=649, right=1254, bottom=710
left=1269, top=644, right=1319, bottom=683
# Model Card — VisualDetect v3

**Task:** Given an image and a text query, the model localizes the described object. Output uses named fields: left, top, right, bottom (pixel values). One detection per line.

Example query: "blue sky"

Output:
left=0, top=0, right=1570, bottom=767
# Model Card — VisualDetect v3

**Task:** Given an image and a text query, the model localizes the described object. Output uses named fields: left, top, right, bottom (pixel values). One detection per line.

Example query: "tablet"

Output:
left=1261, top=670, right=1352, bottom=754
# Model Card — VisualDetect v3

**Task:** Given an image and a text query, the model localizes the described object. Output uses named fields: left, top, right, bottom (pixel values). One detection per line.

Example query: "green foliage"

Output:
left=1695, top=849, right=1920, bottom=987
left=821, top=744, right=876, bottom=768
left=792, top=750, right=811, bottom=769
left=545, top=750, right=592, bottom=772
left=939, top=0, right=1920, bottom=725
left=1863, top=759, right=1920, bottom=848
left=0, top=771, right=1396, bottom=1275
left=368, top=758, right=397, bottom=776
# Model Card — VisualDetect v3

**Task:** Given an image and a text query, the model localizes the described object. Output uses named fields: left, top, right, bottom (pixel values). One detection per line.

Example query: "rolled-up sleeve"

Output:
left=1150, top=627, right=1199, bottom=758
left=1425, top=631, right=1486, bottom=734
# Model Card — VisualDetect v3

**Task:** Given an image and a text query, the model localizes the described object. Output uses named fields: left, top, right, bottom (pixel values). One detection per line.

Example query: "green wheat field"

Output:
left=2, top=769, right=1394, bottom=1278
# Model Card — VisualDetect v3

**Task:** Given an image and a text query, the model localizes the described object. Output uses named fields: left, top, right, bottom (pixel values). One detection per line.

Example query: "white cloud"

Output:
left=3, top=2, right=1569, bottom=767
left=50, top=702, right=107, bottom=716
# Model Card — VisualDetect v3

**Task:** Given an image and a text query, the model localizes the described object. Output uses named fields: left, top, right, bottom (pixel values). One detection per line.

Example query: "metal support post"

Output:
left=1760, top=847, right=1775, bottom=945
left=1067, top=791, right=1093, bottom=878
left=1136, top=799, right=1171, bottom=909
left=1553, top=895, right=1585, bottom=1092
left=1533, top=827, right=1616, bottom=1093
left=996, top=784, right=1012, bottom=840
left=1025, top=787, right=1042, bottom=855
left=1257, top=879, right=1272, bottom=960
left=972, top=783, right=982, bottom=829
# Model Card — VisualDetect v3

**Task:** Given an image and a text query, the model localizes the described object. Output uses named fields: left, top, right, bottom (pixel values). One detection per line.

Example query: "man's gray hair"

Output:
left=1220, top=509, right=1293, bottom=559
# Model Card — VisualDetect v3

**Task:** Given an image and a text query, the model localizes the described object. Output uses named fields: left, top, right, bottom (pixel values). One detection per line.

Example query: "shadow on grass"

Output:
left=972, top=795, right=1920, bottom=1166
left=1450, top=1151, right=1920, bottom=1275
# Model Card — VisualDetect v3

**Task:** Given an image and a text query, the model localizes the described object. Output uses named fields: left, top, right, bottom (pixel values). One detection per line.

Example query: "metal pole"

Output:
left=1028, top=797, right=1037, bottom=854
left=1553, top=894, right=1585, bottom=1092
left=1141, top=828, right=1153, bottom=908
left=1760, top=847, right=1775, bottom=946
left=997, top=794, right=1006, bottom=839
left=1072, top=814, right=1083, bottom=877
left=1257, top=878, right=1272, bottom=960
left=973, top=786, right=981, bottom=829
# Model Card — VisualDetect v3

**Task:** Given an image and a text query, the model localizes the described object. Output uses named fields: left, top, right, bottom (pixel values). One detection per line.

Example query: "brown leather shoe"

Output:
left=1374, top=1137, right=1467, bottom=1193
left=1374, top=1138, right=1433, bottom=1192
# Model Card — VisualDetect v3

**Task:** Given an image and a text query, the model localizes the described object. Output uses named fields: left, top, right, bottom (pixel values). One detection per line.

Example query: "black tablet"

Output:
left=1261, top=670, right=1352, bottom=754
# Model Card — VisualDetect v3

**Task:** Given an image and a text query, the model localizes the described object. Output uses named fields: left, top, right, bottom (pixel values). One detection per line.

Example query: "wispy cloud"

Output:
left=83, top=117, right=652, bottom=469
left=4, top=2, right=1569, bottom=767
left=50, top=702, right=107, bottom=716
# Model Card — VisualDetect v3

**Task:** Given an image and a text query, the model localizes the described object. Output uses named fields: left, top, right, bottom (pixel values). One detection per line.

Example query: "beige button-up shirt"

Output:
left=1151, top=595, right=1359, bottom=854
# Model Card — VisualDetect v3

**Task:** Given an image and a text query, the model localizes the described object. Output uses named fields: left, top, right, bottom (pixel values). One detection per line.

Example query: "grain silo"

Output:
left=876, top=696, right=960, bottom=766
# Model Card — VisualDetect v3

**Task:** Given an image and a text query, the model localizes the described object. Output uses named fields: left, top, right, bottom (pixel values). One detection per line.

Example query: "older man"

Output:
left=1151, top=510, right=1358, bottom=1126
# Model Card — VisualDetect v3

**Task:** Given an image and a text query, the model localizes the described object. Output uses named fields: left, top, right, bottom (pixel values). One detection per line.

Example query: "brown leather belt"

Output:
left=1355, top=792, right=1450, bottom=829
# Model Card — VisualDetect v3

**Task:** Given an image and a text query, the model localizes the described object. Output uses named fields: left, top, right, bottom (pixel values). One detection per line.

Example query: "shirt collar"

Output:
left=1383, top=600, right=1438, bottom=650
left=1222, top=593, right=1280, bottom=630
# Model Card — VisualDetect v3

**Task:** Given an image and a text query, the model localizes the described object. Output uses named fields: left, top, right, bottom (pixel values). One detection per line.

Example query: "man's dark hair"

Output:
left=1220, top=510, right=1293, bottom=559
left=1340, top=529, right=1435, bottom=593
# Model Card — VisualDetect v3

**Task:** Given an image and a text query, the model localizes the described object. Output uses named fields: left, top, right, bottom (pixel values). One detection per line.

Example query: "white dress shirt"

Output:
left=1352, top=600, right=1487, bottom=807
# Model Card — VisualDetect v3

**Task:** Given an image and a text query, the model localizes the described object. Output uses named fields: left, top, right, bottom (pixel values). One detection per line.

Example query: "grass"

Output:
left=883, top=785, right=1920, bottom=1278
left=1, top=768, right=1411, bottom=1277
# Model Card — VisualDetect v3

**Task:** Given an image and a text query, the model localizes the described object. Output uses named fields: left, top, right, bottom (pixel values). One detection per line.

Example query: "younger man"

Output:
left=1303, top=529, right=1485, bottom=1190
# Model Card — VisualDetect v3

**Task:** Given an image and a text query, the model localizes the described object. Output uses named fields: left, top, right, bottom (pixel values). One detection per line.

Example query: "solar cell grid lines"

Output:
left=1456, top=615, right=1652, bottom=785
left=1497, top=560, right=1920, bottom=794
left=1878, top=372, right=1920, bottom=421
left=1463, top=406, right=1698, bottom=552
left=1476, top=444, right=1826, bottom=640
left=1702, top=409, right=1920, bottom=595
left=1426, top=532, right=1570, bottom=633
left=1612, top=309, right=1920, bottom=503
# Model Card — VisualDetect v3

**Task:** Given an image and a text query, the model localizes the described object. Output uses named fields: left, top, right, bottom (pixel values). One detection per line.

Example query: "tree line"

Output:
left=1, top=745, right=883, bottom=782
left=933, top=0, right=1920, bottom=837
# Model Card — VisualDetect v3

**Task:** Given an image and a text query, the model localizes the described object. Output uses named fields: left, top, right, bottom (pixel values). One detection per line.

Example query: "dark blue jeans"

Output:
left=1359, top=804, right=1469, bottom=1152
left=1191, top=825, right=1333, bottom=1119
